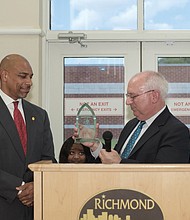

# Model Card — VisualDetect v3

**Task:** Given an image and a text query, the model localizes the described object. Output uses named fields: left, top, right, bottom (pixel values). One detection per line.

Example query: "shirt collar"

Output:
left=145, top=106, right=166, bottom=127
left=0, top=89, right=22, bottom=106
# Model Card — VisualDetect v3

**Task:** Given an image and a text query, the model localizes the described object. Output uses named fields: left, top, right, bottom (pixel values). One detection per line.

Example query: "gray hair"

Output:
left=135, top=71, right=168, bottom=100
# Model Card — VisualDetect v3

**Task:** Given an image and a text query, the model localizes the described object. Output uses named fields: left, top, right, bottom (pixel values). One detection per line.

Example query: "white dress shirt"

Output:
left=92, top=106, right=166, bottom=158
left=120, top=106, right=166, bottom=155
left=0, top=89, right=25, bottom=122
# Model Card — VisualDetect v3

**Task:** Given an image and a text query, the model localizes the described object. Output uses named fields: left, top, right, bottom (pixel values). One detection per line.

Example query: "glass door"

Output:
left=143, top=41, right=190, bottom=128
left=47, top=41, right=190, bottom=159
left=47, top=42, right=140, bottom=158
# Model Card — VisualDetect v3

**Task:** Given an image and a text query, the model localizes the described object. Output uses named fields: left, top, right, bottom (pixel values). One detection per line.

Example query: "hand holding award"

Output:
left=75, top=103, right=99, bottom=143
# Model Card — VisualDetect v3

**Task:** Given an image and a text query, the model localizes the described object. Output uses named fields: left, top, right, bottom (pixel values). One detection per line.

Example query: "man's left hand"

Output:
left=16, top=182, right=34, bottom=207
left=99, top=149, right=121, bottom=164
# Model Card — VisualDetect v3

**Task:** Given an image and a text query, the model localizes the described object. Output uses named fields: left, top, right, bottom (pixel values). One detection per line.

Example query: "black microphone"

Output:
left=102, top=131, right=113, bottom=152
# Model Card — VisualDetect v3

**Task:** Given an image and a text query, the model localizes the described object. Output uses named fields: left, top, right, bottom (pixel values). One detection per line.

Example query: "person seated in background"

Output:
left=59, top=136, right=94, bottom=163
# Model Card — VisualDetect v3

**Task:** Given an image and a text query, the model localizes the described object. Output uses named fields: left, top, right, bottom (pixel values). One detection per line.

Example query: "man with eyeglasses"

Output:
left=74, top=70, right=190, bottom=163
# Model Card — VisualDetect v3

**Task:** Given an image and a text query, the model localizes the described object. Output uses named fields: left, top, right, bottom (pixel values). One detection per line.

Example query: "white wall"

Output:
left=0, top=0, right=42, bottom=105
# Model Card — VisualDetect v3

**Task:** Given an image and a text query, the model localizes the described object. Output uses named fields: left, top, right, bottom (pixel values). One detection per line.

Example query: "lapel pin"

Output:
left=32, top=117, right=35, bottom=121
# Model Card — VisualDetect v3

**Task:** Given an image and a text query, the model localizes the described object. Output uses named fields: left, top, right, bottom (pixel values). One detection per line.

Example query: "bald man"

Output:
left=0, top=54, right=56, bottom=220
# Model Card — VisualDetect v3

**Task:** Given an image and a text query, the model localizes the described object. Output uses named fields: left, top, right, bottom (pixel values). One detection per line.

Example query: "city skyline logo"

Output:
left=79, top=189, right=164, bottom=220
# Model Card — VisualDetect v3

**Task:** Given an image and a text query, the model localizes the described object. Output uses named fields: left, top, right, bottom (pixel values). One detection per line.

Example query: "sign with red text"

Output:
left=65, top=98, right=123, bottom=116
left=166, top=98, right=190, bottom=116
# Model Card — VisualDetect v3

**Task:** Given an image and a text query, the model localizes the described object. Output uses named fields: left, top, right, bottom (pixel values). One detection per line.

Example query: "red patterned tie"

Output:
left=13, top=101, right=27, bottom=155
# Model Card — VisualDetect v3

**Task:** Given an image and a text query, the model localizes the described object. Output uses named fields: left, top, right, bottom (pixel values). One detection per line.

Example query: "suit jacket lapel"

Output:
left=130, top=124, right=160, bottom=155
left=0, top=97, right=25, bottom=162
left=129, top=107, right=170, bottom=156
left=22, top=100, right=37, bottom=162
left=116, top=119, right=139, bottom=153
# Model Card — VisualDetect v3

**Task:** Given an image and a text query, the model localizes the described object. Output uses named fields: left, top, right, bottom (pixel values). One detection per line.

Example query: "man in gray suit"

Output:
left=0, top=54, right=56, bottom=220
left=74, top=71, right=190, bottom=163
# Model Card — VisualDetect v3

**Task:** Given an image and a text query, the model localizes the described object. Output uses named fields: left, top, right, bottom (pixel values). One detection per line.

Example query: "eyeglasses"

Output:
left=126, top=90, right=154, bottom=100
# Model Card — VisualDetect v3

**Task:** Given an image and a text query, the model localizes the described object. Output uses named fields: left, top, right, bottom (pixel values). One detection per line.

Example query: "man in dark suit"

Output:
left=74, top=70, right=190, bottom=163
left=0, top=54, right=56, bottom=220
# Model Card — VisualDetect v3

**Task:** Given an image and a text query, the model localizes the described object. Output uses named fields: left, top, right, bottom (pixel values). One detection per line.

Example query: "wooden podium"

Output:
left=29, top=162, right=190, bottom=220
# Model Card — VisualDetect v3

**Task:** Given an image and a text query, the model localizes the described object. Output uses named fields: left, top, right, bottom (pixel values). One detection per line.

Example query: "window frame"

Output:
left=44, top=0, right=190, bottom=42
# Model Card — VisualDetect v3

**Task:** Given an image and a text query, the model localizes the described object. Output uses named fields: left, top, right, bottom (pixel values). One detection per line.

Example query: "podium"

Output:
left=29, top=162, right=190, bottom=220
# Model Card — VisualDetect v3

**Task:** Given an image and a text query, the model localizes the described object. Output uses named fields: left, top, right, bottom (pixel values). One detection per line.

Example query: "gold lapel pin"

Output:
left=32, top=117, right=35, bottom=121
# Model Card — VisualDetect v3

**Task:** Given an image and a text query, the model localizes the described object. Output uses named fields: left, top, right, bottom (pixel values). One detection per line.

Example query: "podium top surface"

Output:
left=29, top=161, right=190, bottom=172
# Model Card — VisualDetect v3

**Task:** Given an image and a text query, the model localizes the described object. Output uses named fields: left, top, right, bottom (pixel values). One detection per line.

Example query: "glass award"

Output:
left=75, top=103, right=98, bottom=143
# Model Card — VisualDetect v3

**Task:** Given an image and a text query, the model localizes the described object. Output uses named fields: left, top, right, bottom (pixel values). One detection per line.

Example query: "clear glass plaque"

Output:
left=75, top=103, right=98, bottom=143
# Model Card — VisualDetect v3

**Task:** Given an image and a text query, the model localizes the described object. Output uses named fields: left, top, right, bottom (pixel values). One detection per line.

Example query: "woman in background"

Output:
left=59, top=137, right=93, bottom=163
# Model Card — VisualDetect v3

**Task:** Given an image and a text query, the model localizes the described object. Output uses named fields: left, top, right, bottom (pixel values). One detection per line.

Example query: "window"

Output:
left=144, top=0, right=190, bottom=30
left=64, top=57, right=125, bottom=145
left=50, top=0, right=137, bottom=30
left=50, top=0, right=190, bottom=31
left=158, top=57, right=190, bottom=126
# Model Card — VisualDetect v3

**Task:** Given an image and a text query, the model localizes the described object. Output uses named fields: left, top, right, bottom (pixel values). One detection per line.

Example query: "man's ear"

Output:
left=0, top=69, right=8, bottom=81
left=152, top=90, right=159, bottom=103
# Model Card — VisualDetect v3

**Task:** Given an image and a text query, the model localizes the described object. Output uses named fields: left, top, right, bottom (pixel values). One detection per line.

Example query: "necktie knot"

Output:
left=13, top=101, right=19, bottom=109
left=139, top=121, right=146, bottom=128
